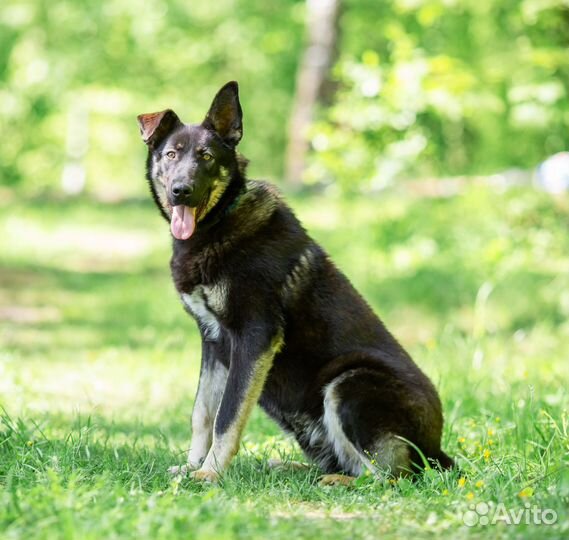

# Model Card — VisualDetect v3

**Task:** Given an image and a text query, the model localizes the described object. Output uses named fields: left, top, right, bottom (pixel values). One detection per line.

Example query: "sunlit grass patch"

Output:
left=1, top=186, right=568, bottom=539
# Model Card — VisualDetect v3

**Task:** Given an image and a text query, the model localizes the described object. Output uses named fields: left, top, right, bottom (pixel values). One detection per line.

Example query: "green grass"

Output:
left=1, top=186, right=568, bottom=539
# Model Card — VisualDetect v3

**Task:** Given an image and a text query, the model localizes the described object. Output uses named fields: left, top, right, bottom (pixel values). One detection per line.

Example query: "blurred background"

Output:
left=1, top=0, right=569, bottom=474
left=1, top=0, right=568, bottom=199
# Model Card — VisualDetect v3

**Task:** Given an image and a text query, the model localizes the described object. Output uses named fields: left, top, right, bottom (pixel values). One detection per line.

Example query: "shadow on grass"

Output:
left=0, top=408, right=187, bottom=490
left=0, top=407, right=313, bottom=494
left=0, top=260, right=191, bottom=353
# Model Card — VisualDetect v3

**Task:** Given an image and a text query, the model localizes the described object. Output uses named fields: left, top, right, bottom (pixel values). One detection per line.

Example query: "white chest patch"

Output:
left=180, top=283, right=226, bottom=341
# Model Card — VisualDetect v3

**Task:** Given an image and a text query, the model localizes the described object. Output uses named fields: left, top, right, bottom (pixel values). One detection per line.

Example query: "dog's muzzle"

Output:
left=171, top=182, right=194, bottom=206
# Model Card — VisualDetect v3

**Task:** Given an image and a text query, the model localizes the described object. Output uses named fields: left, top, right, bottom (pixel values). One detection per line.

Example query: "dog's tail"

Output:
left=432, top=451, right=455, bottom=470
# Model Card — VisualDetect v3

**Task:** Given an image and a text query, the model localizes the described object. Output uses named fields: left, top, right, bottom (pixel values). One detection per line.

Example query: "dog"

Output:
left=137, top=81, right=453, bottom=484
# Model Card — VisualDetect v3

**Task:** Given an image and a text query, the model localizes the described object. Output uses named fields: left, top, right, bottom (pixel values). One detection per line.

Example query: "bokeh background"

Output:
left=1, top=0, right=569, bottom=197
left=1, top=1, right=569, bottom=539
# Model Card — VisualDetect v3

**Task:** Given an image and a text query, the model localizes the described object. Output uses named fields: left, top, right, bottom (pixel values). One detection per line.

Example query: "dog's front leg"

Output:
left=169, top=341, right=227, bottom=476
left=190, top=327, right=284, bottom=483
left=187, top=341, right=228, bottom=468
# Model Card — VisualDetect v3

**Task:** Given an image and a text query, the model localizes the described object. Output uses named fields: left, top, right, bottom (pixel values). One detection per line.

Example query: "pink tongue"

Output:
left=170, top=205, right=196, bottom=240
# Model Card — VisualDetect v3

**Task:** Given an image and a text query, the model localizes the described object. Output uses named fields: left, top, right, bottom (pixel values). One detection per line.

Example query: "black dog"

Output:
left=137, top=82, right=452, bottom=483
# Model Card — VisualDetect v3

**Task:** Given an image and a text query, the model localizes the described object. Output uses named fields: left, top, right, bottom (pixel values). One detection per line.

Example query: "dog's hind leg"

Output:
left=319, top=369, right=418, bottom=481
left=169, top=342, right=227, bottom=476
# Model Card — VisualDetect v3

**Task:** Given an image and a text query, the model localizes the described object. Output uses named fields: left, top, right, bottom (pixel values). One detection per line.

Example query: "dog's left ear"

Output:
left=203, top=81, right=243, bottom=147
left=137, top=109, right=181, bottom=148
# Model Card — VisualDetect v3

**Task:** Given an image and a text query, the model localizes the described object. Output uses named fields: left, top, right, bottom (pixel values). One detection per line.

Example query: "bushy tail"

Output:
left=433, top=451, right=455, bottom=470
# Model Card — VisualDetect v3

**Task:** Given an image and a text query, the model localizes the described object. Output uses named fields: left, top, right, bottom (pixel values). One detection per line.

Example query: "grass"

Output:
left=1, top=185, right=568, bottom=539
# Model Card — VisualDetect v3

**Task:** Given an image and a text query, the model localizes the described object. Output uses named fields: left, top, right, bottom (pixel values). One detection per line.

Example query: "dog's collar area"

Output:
left=198, top=182, right=247, bottom=232
left=223, top=186, right=246, bottom=216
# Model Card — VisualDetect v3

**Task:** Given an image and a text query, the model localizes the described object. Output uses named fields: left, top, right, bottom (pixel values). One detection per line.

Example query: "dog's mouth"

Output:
left=170, top=205, right=196, bottom=240
left=169, top=185, right=222, bottom=240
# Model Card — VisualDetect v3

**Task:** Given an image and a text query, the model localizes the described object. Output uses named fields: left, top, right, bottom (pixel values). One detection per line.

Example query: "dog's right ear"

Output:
left=137, top=109, right=181, bottom=148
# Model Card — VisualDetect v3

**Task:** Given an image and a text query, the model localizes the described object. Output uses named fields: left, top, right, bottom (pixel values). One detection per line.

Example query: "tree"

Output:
left=284, top=0, right=341, bottom=186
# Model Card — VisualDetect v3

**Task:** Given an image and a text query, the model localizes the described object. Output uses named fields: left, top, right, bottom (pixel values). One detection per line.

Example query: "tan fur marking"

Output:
left=205, top=280, right=228, bottom=314
left=200, top=180, right=228, bottom=220
left=235, top=182, right=279, bottom=226
left=187, top=361, right=228, bottom=468
left=190, top=469, right=219, bottom=483
left=282, top=247, right=315, bottom=301
left=318, top=474, right=356, bottom=487
left=367, top=436, right=411, bottom=477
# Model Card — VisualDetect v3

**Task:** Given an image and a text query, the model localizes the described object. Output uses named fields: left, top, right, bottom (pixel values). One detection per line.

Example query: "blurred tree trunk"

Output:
left=285, top=0, right=341, bottom=186
left=61, top=99, right=88, bottom=195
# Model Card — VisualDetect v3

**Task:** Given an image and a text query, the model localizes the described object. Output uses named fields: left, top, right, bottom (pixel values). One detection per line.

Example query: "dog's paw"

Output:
left=168, top=464, right=192, bottom=477
left=318, top=474, right=355, bottom=487
left=190, top=469, right=220, bottom=483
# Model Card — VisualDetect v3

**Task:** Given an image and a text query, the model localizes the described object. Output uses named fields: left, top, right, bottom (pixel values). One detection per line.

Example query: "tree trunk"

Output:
left=285, top=0, right=341, bottom=186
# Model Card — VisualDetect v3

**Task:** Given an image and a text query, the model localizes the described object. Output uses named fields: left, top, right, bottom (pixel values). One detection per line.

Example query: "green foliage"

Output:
left=307, top=0, right=569, bottom=190
left=1, top=187, right=568, bottom=538
left=0, top=0, right=303, bottom=196
left=2, top=1, right=568, bottom=196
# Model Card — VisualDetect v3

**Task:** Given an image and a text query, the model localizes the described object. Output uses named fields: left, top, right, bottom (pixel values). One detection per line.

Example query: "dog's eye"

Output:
left=202, top=152, right=213, bottom=161
left=165, top=151, right=176, bottom=160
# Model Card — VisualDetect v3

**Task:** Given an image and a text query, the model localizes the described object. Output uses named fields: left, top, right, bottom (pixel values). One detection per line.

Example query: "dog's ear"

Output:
left=137, top=109, right=181, bottom=148
left=202, top=81, right=243, bottom=147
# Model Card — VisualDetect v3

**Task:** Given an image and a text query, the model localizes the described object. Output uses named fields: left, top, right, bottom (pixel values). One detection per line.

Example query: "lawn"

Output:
left=1, top=185, right=568, bottom=539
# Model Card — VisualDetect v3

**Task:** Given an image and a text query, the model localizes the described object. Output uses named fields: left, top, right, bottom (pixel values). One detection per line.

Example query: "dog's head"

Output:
left=137, top=81, right=243, bottom=240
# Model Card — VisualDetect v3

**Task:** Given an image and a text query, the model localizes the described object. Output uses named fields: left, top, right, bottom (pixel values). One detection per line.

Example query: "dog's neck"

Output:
left=196, top=171, right=247, bottom=232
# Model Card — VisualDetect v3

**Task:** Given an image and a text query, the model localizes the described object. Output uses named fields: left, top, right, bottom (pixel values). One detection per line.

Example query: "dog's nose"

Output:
left=171, top=182, right=193, bottom=199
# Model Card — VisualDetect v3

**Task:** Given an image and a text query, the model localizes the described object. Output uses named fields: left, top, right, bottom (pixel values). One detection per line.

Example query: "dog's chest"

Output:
left=180, top=283, right=226, bottom=341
